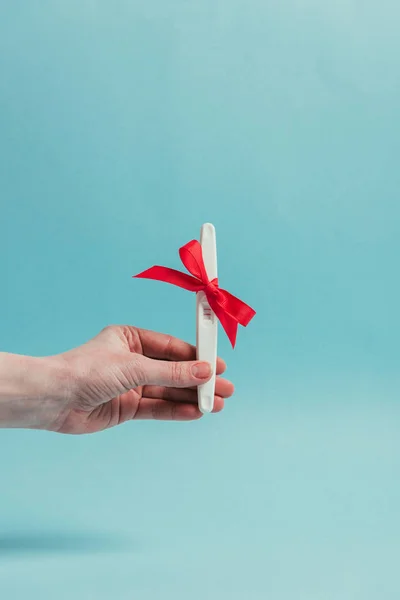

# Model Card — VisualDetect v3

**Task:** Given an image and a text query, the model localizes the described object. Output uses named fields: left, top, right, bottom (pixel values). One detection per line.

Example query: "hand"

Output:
left=53, top=325, right=234, bottom=434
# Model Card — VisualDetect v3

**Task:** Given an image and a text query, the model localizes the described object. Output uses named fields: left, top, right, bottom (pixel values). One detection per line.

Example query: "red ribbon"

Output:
left=133, top=239, right=256, bottom=348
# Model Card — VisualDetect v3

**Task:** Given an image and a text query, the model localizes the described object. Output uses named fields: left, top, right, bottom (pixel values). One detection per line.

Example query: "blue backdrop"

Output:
left=1, top=1, right=399, bottom=598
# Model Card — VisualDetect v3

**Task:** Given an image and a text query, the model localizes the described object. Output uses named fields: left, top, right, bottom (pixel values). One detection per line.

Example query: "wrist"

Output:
left=0, top=352, right=72, bottom=430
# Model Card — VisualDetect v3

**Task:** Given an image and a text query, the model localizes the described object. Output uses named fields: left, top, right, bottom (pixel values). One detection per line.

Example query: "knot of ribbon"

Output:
left=133, top=239, right=256, bottom=348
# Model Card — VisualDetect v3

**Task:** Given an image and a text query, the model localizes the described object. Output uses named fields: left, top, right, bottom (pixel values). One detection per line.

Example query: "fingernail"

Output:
left=191, top=362, right=212, bottom=379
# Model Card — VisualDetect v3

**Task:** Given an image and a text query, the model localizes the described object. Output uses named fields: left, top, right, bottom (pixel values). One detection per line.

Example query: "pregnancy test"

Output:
left=196, top=223, right=218, bottom=414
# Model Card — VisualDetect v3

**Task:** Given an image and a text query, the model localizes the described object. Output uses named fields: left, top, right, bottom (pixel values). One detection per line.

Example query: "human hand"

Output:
left=52, top=325, right=234, bottom=434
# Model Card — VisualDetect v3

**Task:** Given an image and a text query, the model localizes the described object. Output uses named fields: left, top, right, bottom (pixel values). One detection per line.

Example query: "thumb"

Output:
left=133, top=356, right=213, bottom=388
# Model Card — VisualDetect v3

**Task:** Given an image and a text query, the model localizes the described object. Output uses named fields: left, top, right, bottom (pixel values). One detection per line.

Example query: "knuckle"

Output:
left=170, top=361, right=184, bottom=386
left=124, top=356, right=146, bottom=387
left=103, top=324, right=115, bottom=332
left=151, top=401, right=164, bottom=420
left=100, top=324, right=119, bottom=337
left=163, top=335, right=175, bottom=361
left=170, top=402, right=178, bottom=421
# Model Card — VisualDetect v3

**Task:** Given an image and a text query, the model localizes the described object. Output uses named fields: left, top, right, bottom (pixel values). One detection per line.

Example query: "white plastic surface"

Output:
left=196, top=223, right=218, bottom=413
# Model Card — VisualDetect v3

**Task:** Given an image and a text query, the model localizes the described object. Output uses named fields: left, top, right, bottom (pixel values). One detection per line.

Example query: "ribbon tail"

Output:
left=215, top=288, right=256, bottom=327
left=219, top=311, right=239, bottom=348
left=133, top=266, right=204, bottom=292
left=207, top=295, right=238, bottom=348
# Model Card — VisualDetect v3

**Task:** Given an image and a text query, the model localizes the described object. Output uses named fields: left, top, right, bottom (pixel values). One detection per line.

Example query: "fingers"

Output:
left=143, top=377, right=234, bottom=402
left=133, top=396, right=225, bottom=420
left=133, top=375, right=232, bottom=421
left=133, top=355, right=214, bottom=388
left=136, top=328, right=227, bottom=374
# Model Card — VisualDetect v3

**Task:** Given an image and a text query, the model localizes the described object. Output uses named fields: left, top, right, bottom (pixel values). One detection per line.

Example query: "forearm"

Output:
left=0, top=353, right=70, bottom=430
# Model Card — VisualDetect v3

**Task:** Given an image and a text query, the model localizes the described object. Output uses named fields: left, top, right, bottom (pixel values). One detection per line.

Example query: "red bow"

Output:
left=133, top=239, right=256, bottom=348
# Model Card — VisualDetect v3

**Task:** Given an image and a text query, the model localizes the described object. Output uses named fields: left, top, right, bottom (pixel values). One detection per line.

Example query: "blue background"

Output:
left=1, top=1, right=400, bottom=598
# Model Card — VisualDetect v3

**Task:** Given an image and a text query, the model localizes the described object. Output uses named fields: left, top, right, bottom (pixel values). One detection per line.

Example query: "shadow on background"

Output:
left=0, top=531, right=136, bottom=555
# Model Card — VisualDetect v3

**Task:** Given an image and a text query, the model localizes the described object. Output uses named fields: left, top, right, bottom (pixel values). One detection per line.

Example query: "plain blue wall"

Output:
left=1, top=1, right=399, bottom=598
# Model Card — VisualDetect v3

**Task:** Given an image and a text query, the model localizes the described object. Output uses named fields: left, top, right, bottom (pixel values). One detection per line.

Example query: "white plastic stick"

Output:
left=196, top=223, right=218, bottom=413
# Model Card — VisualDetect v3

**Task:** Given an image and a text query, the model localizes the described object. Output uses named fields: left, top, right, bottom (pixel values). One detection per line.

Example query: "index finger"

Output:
left=136, top=328, right=227, bottom=375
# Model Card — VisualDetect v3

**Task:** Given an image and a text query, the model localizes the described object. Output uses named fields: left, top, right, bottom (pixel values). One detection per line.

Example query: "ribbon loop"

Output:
left=134, top=239, right=255, bottom=347
left=179, top=240, right=209, bottom=284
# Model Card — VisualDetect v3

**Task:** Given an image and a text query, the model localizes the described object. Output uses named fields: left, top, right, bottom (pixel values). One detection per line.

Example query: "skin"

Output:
left=0, top=325, right=234, bottom=434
